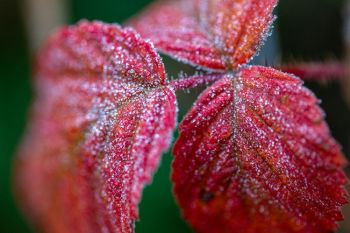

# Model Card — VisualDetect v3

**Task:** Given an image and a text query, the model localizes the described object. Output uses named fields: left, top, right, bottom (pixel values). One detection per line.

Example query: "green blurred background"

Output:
left=1, top=0, right=350, bottom=232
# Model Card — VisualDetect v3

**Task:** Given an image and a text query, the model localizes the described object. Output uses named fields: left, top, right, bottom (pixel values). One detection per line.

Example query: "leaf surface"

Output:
left=172, top=66, right=348, bottom=233
left=15, top=21, right=177, bottom=233
left=129, top=0, right=277, bottom=70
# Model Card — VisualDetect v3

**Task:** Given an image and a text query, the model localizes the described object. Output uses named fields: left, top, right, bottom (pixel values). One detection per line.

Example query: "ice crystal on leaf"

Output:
left=172, top=66, right=347, bottom=233
left=15, top=0, right=348, bottom=233
left=15, top=21, right=177, bottom=233
left=130, top=0, right=276, bottom=70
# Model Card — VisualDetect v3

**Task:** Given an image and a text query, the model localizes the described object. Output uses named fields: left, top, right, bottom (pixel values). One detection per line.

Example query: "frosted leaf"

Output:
left=129, top=0, right=277, bottom=71
left=172, top=66, right=347, bottom=233
left=15, top=21, right=177, bottom=233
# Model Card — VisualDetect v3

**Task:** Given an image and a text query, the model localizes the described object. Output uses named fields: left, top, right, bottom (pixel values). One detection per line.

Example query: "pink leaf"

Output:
left=172, top=66, right=347, bottom=233
left=15, top=21, right=177, bottom=233
left=129, top=0, right=277, bottom=70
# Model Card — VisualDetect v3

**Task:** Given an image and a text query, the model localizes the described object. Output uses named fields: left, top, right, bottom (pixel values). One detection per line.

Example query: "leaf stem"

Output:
left=169, top=73, right=224, bottom=91
left=171, top=61, right=347, bottom=91
left=278, top=62, right=346, bottom=81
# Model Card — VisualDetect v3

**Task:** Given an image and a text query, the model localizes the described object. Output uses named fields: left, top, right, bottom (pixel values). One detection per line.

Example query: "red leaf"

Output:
left=15, top=21, right=177, bottom=233
left=129, top=0, right=277, bottom=70
left=172, top=66, right=348, bottom=233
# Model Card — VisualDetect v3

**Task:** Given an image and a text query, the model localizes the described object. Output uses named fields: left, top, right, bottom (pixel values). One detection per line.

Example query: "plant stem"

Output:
left=171, top=62, right=347, bottom=91
left=344, top=0, right=350, bottom=107
left=278, top=62, right=346, bottom=81
left=23, top=0, right=69, bottom=51
left=169, top=73, right=224, bottom=91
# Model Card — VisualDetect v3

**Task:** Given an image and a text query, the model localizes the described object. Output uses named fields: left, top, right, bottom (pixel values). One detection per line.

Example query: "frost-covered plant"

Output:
left=15, top=0, right=348, bottom=233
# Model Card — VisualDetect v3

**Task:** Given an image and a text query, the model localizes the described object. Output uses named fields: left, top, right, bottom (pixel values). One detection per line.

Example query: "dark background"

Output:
left=1, top=0, right=349, bottom=232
